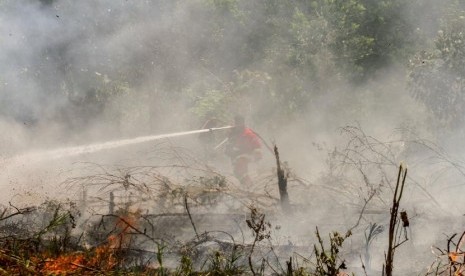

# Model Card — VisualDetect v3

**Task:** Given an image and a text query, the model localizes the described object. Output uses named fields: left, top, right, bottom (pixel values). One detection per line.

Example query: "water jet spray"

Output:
left=3, top=126, right=234, bottom=167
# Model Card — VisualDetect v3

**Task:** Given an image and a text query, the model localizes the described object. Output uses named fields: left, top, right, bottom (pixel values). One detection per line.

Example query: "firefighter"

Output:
left=225, top=115, right=262, bottom=185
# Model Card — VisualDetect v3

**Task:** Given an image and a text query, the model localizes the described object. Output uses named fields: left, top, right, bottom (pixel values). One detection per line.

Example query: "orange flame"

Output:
left=38, top=210, right=142, bottom=274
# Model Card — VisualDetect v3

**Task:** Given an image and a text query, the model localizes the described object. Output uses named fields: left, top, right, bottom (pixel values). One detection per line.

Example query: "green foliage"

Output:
left=188, top=88, right=231, bottom=122
left=181, top=0, right=422, bottom=124
left=156, top=243, right=168, bottom=276
left=175, top=254, right=194, bottom=275
left=15, top=0, right=457, bottom=137
left=408, top=3, right=465, bottom=129
left=313, top=228, right=351, bottom=276
left=206, top=250, right=245, bottom=275
left=302, top=0, right=417, bottom=82
left=187, top=69, right=272, bottom=122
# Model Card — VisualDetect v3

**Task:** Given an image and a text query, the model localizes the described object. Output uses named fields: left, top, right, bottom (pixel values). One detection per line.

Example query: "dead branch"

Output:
left=384, top=164, right=408, bottom=276
left=184, top=194, right=200, bottom=241
left=273, top=145, right=290, bottom=214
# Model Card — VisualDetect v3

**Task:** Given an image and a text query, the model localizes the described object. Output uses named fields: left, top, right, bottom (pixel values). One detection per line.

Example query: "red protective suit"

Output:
left=226, top=127, right=262, bottom=184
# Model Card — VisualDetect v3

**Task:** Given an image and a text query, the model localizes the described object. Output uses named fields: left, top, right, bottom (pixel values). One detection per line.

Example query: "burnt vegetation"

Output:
left=1, top=132, right=465, bottom=275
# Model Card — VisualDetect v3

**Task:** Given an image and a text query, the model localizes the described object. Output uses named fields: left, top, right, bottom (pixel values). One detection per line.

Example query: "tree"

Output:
left=408, top=3, right=465, bottom=129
